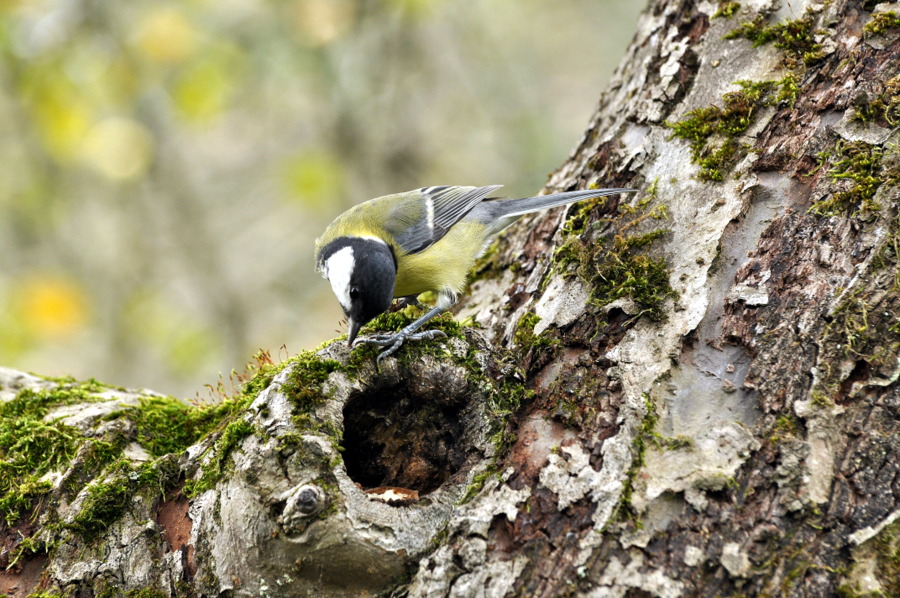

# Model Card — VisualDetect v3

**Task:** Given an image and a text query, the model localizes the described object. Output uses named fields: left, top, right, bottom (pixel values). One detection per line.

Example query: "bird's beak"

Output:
left=347, top=318, right=362, bottom=347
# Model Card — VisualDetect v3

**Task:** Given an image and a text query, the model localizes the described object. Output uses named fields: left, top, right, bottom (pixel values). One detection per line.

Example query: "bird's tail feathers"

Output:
left=485, top=188, right=636, bottom=220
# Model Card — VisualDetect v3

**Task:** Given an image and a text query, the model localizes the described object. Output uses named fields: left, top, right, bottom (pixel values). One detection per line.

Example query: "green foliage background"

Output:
left=0, top=0, right=641, bottom=396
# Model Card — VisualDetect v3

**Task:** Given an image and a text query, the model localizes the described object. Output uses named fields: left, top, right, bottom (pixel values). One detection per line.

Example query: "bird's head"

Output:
left=317, top=237, right=396, bottom=345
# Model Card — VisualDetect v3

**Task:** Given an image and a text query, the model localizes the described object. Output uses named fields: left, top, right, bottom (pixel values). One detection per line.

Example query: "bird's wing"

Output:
left=386, top=185, right=502, bottom=254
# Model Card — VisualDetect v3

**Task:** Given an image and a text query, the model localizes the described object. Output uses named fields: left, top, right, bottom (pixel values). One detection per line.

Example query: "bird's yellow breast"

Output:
left=393, top=220, right=487, bottom=298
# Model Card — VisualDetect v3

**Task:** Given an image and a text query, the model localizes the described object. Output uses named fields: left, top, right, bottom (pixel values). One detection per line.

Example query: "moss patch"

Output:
left=360, top=309, right=466, bottom=342
left=513, top=311, right=559, bottom=354
left=666, top=77, right=798, bottom=182
left=183, top=348, right=354, bottom=496
left=852, top=75, right=900, bottom=127
left=66, top=460, right=172, bottom=541
left=863, top=11, right=900, bottom=38
left=183, top=419, right=256, bottom=498
left=616, top=394, right=659, bottom=521
left=815, top=201, right=900, bottom=399
left=724, top=11, right=825, bottom=67
left=0, top=381, right=115, bottom=525
left=281, top=351, right=342, bottom=416
left=713, top=1, right=741, bottom=20
left=810, top=141, right=897, bottom=218
left=108, top=395, right=250, bottom=458
left=869, top=519, right=900, bottom=596
left=838, top=518, right=900, bottom=596
left=554, top=189, right=675, bottom=322
left=0, top=350, right=288, bottom=560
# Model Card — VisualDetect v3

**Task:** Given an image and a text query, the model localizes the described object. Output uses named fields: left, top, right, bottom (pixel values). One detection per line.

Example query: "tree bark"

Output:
left=2, top=0, right=900, bottom=597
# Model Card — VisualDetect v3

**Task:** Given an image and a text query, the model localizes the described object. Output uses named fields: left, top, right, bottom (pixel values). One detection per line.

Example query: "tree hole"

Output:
left=341, top=383, right=469, bottom=494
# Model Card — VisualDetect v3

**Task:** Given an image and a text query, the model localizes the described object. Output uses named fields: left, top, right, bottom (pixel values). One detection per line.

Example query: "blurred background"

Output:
left=0, top=0, right=643, bottom=398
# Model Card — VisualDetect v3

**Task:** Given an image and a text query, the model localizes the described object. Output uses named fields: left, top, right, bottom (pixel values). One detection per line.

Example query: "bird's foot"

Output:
left=355, top=329, right=448, bottom=363
left=390, top=296, right=423, bottom=311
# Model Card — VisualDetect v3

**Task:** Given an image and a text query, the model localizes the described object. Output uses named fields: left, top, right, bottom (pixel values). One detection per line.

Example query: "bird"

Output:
left=315, top=185, right=636, bottom=361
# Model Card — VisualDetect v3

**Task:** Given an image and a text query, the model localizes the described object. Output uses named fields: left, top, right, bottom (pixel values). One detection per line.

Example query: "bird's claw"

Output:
left=354, top=329, right=448, bottom=363
left=392, top=296, right=423, bottom=311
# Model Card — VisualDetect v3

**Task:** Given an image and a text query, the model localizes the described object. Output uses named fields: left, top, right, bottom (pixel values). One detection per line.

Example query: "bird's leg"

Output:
left=355, top=305, right=448, bottom=363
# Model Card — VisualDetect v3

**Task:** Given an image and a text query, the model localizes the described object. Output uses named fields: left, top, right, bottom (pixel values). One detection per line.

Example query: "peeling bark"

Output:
left=2, top=0, right=900, bottom=596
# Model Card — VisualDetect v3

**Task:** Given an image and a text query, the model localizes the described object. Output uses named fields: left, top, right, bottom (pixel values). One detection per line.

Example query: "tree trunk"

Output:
left=3, top=0, right=900, bottom=596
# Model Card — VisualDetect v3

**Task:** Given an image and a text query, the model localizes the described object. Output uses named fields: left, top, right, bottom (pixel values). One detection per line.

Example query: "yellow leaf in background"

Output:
left=82, top=117, right=155, bottom=181
left=132, top=7, right=197, bottom=64
left=15, top=275, right=89, bottom=339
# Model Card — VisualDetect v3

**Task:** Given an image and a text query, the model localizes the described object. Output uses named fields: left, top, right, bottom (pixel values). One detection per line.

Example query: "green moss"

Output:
left=775, top=73, right=801, bottom=105
left=362, top=309, right=466, bottom=342
left=590, top=251, right=675, bottom=320
left=169, top=349, right=300, bottom=497
left=852, top=75, right=900, bottom=127
left=107, top=395, right=248, bottom=458
left=513, top=311, right=558, bottom=353
left=666, top=77, right=798, bottom=182
left=863, top=11, right=900, bottom=37
left=0, top=381, right=116, bottom=525
left=644, top=177, right=660, bottom=200
left=457, top=373, right=529, bottom=505
left=769, top=414, right=801, bottom=443
left=94, top=590, right=168, bottom=598
left=469, top=238, right=503, bottom=282
left=713, top=1, right=741, bottom=19
left=813, top=198, right=900, bottom=398
left=66, top=461, right=170, bottom=541
left=279, top=350, right=347, bottom=452
left=819, top=287, right=900, bottom=391
left=810, top=141, right=895, bottom=217
left=488, top=372, right=531, bottom=454
left=201, top=348, right=288, bottom=405
left=659, top=435, right=694, bottom=450
left=450, top=341, right=531, bottom=504
left=617, top=394, right=659, bottom=520
left=0, top=418, right=76, bottom=524
left=725, top=12, right=825, bottom=66
left=57, top=437, right=125, bottom=501
left=459, top=466, right=498, bottom=504
left=558, top=192, right=615, bottom=239
left=837, top=521, right=900, bottom=598
left=181, top=348, right=351, bottom=497
left=183, top=419, right=256, bottom=498
left=868, top=519, right=900, bottom=596
left=810, top=389, right=833, bottom=408
left=555, top=192, right=675, bottom=322
left=281, top=351, right=342, bottom=413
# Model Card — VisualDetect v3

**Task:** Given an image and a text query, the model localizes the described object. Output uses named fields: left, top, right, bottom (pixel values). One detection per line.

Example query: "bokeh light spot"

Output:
left=16, top=275, right=89, bottom=339
left=279, top=151, right=345, bottom=211
left=173, top=59, right=232, bottom=122
left=290, top=0, right=356, bottom=46
left=132, top=8, right=197, bottom=64
left=82, top=117, right=154, bottom=181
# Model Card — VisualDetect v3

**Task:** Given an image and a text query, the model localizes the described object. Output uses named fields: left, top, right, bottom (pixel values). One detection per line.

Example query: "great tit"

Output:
left=315, top=185, right=635, bottom=360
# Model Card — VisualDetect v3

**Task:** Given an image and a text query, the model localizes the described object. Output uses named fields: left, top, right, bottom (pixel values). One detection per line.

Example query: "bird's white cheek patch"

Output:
left=324, top=246, right=355, bottom=312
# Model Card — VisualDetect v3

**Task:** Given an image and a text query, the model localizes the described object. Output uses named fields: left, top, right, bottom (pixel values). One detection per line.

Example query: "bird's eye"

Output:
left=349, top=286, right=360, bottom=300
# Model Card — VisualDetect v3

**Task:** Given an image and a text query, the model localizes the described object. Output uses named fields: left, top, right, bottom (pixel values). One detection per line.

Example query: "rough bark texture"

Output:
left=2, top=0, right=900, bottom=597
